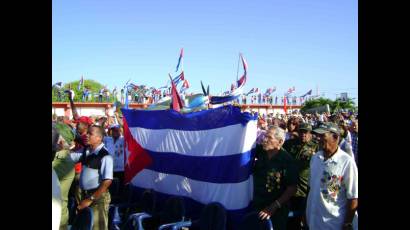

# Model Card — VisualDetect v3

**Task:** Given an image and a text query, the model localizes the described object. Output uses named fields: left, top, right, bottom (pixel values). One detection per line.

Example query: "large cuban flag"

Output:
left=121, top=105, right=258, bottom=227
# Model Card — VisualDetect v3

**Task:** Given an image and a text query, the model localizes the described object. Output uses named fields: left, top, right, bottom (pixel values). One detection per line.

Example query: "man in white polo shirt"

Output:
left=306, top=122, right=358, bottom=230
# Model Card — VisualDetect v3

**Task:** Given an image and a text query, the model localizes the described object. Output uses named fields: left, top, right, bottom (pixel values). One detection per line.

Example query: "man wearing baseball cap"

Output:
left=283, top=123, right=318, bottom=230
left=70, top=116, right=94, bottom=204
left=306, top=122, right=358, bottom=230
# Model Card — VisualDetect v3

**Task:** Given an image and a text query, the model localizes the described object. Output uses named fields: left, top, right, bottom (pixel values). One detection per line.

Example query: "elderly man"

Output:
left=70, top=125, right=113, bottom=230
left=252, top=126, right=298, bottom=230
left=283, top=123, right=318, bottom=230
left=306, top=122, right=358, bottom=230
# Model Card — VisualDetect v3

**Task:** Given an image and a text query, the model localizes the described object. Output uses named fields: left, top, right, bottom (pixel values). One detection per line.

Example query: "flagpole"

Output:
left=236, top=53, right=240, bottom=82
left=181, top=48, right=184, bottom=73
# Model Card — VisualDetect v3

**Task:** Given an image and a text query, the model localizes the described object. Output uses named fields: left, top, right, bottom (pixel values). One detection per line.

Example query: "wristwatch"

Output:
left=89, top=195, right=96, bottom=201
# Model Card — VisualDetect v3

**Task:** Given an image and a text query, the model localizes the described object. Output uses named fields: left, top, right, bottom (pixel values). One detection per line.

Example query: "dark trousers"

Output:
left=114, top=171, right=125, bottom=195
left=287, top=196, right=308, bottom=230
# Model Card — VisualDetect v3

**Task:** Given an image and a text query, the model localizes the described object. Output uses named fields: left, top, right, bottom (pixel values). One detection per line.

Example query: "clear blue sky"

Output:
left=52, top=0, right=358, bottom=104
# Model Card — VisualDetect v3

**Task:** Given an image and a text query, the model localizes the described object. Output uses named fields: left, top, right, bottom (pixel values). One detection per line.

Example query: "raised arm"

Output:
left=114, top=111, right=123, bottom=127
left=67, top=91, right=80, bottom=120
left=105, top=108, right=114, bottom=127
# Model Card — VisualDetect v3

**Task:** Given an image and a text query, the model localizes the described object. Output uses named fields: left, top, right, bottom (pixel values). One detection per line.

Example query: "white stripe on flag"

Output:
left=128, top=121, right=257, bottom=157
left=131, top=169, right=253, bottom=210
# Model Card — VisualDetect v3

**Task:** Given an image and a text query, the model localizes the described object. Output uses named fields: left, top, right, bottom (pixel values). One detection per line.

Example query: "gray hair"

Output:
left=267, top=125, right=286, bottom=142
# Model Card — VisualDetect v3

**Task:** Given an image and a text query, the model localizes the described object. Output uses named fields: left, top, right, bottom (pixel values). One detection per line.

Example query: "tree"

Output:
left=300, top=97, right=333, bottom=113
left=301, top=97, right=357, bottom=114
left=52, top=79, right=114, bottom=102
left=331, top=97, right=357, bottom=112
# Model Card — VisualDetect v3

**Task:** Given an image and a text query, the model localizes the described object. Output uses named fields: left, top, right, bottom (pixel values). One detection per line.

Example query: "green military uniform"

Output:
left=253, top=144, right=298, bottom=230
left=53, top=150, right=75, bottom=230
left=52, top=123, right=76, bottom=230
left=282, top=123, right=318, bottom=230
left=283, top=138, right=318, bottom=198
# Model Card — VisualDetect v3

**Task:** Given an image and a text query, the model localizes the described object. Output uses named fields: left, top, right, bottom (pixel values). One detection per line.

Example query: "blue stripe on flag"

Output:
left=210, top=95, right=241, bottom=104
left=122, top=105, right=257, bottom=131
left=145, top=149, right=255, bottom=183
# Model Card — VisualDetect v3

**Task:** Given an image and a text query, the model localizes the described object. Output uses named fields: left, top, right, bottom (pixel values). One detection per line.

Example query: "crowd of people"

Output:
left=53, top=85, right=117, bottom=103
left=51, top=91, right=358, bottom=230
left=52, top=92, right=126, bottom=230
left=253, top=110, right=358, bottom=229
left=240, top=94, right=312, bottom=106
left=53, top=83, right=318, bottom=107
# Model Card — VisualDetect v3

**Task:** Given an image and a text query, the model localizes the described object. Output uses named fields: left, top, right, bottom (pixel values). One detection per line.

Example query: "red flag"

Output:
left=169, top=74, right=184, bottom=111
left=236, top=53, right=247, bottom=87
left=123, top=117, right=152, bottom=184
left=283, top=96, right=287, bottom=114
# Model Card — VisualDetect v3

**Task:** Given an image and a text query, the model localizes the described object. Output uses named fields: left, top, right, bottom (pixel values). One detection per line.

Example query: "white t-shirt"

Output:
left=103, top=136, right=126, bottom=172
left=306, top=148, right=358, bottom=230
